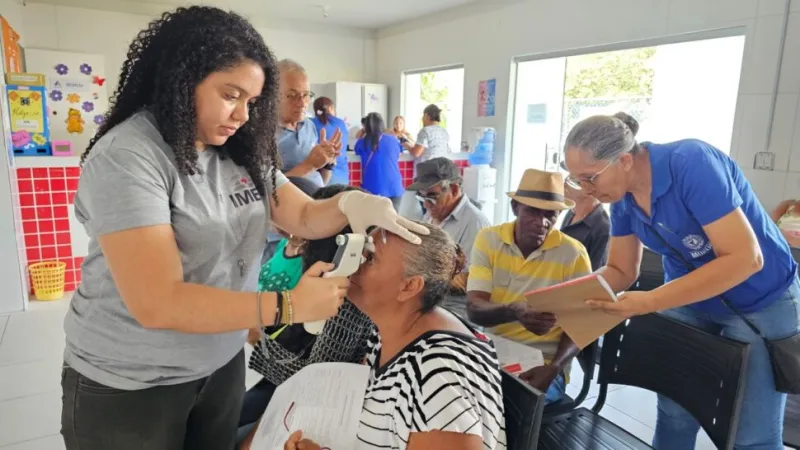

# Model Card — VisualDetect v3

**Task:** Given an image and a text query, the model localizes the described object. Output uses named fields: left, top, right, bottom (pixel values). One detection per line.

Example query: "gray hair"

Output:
left=277, top=58, right=307, bottom=76
left=564, top=112, right=640, bottom=161
left=401, top=222, right=464, bottom=313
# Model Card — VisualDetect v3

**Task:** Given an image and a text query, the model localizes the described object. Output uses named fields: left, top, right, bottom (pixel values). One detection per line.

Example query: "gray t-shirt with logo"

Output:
left=63, top=110, right=288, bottom=390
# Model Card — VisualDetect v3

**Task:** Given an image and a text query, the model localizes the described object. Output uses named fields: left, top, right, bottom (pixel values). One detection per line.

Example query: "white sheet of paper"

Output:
left=250, top=362, right=371, bottom=450
left=489, top=333, right=545, bottom=376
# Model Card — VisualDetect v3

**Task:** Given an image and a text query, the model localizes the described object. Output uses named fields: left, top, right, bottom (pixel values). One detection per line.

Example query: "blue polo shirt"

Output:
left=610, top=139, right=796, bottom=314
left=278, top=118, right=323, bottom=187
left=354, top=134, right=404, bottom=198
left=312, top=116, right=350, bottom=186
left=271, top=119, right=322, bottom=244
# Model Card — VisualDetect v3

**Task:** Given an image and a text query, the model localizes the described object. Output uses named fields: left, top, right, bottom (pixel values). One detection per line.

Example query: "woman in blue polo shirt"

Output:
left=312, top=97, right=350, bottom=185
left=563, top=112, right=799, bottom=450
left=354, top=113, right=404, bottom=211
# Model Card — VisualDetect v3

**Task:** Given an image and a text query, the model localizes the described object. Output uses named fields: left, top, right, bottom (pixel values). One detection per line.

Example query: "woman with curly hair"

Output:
left=60, top=6, right=427, bottom=450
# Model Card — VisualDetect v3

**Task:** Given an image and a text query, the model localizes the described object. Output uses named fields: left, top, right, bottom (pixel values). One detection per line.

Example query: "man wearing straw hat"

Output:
left=467, top=169, right=592, bottom=405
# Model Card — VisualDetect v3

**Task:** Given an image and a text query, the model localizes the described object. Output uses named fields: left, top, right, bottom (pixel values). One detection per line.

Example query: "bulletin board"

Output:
left=24, top=49, right=109, bottom=156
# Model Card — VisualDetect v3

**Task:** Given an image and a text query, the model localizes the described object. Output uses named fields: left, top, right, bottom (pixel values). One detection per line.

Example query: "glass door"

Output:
left=507, top=58, right=567, bottom=221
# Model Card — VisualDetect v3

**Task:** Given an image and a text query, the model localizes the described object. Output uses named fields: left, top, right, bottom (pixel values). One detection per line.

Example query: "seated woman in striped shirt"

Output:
left=283, top=223, right=507, bottom=450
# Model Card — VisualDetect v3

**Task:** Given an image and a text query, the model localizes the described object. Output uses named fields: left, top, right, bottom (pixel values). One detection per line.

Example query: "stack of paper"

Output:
left=250, top=362, right=370, bottom=450
left=489, top=333, right=544, bottom=375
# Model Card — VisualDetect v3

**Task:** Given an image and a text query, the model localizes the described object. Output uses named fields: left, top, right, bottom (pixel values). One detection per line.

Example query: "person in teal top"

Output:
left=312, top=97, right=350, bottom=186
left=256, top=177, right=319, bottom=292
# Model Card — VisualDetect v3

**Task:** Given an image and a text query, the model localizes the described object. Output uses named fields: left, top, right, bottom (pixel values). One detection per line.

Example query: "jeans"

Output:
left=61, top=350, right=245, bottom=450
left=653, top=279, right=800, bottom=450
left=545, top=373, right=567, bottom=405
left=235, top=378, right=278, bottom=446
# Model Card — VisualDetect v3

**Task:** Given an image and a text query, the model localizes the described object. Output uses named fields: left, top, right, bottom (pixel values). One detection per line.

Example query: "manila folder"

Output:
left=524, top=274, right=624, bottom=349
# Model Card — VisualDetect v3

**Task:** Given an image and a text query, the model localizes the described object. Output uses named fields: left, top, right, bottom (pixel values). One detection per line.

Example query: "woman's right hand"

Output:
left=290, top=261, right=349, bottom=324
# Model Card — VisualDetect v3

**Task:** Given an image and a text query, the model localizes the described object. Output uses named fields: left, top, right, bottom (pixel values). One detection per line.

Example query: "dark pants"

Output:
left=61, top=350, right=245, bottom=450
left=236, top=378, right=278, bottom=446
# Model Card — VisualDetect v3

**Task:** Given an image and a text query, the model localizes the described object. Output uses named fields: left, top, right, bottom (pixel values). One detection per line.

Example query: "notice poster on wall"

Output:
left=478, top=78, right=496, bottom=117
left=24, top=49, right=109, bottom=156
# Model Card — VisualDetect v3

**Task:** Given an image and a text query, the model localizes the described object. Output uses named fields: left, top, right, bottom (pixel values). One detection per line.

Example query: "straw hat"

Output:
left=506, top=169, right=575, bottom=211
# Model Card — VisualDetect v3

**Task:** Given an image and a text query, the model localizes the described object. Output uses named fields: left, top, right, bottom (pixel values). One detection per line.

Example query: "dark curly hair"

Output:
left=83, top=6, right=281, bottom=200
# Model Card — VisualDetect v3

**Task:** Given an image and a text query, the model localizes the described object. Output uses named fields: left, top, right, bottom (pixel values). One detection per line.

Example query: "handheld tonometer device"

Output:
left=303, top=233, right=371, bottom=335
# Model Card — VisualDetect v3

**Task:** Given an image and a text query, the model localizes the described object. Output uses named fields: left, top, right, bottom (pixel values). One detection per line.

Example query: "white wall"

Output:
left=0, top=0, right=29, bottom=312
left=20, top=3, right=378, bottom=94
left=377, top=0, right=800, bottom=222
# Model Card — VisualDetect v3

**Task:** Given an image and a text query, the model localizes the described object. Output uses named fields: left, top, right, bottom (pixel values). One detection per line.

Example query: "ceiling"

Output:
left=25, top=0, right=484, bottom=29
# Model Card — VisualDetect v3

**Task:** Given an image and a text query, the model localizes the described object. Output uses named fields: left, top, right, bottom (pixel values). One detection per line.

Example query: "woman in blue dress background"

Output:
left=312, top=97, right=350, bottom=186
left=354, top=113, right=404, bottom=211
left=562, top=112, right=799, bottom=450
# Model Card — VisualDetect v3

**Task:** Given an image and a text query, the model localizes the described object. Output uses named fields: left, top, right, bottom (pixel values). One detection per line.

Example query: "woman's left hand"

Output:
left=586, top=291, right=658, bottom=318
left=338, top=191, right=430, bottom=246
left=284, top=431, right=323, bottom=450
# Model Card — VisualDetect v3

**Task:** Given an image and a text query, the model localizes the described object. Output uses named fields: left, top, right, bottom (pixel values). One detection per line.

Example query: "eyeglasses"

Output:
left=565, top=158, right=618, bottom=191
left=284, top=91, right=315, bottom=103
left=415, top=191, right=442, bottom=205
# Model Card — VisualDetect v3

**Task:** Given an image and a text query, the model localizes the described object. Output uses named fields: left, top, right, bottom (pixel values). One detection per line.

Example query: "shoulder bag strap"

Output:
left=645, top=224, right=766, bottom=339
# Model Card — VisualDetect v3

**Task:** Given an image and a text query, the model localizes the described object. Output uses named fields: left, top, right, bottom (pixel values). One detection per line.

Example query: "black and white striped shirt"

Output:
left=357, top=329, right=507, bottom=450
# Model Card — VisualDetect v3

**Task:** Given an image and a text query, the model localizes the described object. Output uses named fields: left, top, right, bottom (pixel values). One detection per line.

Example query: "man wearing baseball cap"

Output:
left=467, top=168, right=591, bottom=407
left=408, top=157, right=491, bottom=297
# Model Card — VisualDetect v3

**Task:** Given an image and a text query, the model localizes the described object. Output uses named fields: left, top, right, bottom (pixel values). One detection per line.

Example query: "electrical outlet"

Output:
left=754, top=152, right=775, bottom=171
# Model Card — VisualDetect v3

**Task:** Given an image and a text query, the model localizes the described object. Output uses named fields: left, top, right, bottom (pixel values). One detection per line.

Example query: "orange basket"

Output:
left=28, top=261, right=66, bottom=301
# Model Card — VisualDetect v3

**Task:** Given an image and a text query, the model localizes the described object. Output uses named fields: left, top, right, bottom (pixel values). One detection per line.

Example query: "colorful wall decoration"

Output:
left=24, top=50, right=109, bottom=156
left=6, top=85, right=51, bottom=156
left=478, top=78, right=496, bottom=117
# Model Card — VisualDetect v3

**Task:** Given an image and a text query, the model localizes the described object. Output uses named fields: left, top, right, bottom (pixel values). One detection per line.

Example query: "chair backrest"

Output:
left=572, top=340, right=599, bottom=407
left=630, top=247, right=665, bottom=291
left=502, top=369, right=545, bottom=450
left=596, top=314, right=750, bottom=450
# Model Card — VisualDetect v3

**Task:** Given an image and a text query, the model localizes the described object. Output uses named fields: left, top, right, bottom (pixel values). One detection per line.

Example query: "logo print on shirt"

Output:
left=683, top=234, right=712, bottom=259
left=228, top=174, right=262, bottom=208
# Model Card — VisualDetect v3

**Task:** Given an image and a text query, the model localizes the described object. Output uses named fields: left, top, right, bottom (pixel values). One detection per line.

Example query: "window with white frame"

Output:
left=403, top=66, right=465, bottom=153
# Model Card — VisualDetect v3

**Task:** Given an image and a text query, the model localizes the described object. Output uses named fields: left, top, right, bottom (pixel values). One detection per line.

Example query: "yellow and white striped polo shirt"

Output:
left=467, top=221, right=591, bottom=360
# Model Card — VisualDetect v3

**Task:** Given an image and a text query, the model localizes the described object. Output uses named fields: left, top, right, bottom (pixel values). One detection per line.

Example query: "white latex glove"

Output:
left=338, top=191, right=430, bottom=248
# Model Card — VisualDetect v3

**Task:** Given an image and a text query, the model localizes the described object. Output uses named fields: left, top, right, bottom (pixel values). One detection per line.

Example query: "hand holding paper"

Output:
left=509, top=303, right=557, bottom=336
left=586, top=290, right=658, bottom=318
left=524, top=274, right=623, bottom=349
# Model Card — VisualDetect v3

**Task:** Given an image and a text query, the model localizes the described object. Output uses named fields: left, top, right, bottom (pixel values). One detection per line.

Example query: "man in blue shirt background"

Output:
left=275, top=59, right=340, bottom=187
left=263, top=59, right=341, bottom=263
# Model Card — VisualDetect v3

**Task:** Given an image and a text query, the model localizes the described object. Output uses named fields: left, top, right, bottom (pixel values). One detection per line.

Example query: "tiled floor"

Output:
left=0, top=296, right=774, bottom=449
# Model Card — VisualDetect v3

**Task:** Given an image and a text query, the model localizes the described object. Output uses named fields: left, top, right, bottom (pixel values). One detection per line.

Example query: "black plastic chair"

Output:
left=539, top=313, right=750, bottom=450
left=629, top=248, right=665, bottom=292
left=502, top=369, right=545, bottom=450
left=542, top=340, right=599, bottom=418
